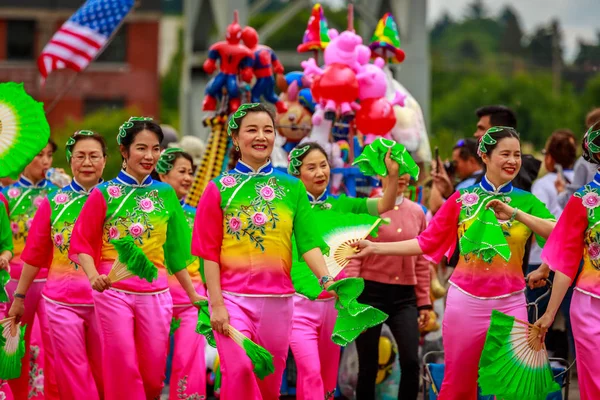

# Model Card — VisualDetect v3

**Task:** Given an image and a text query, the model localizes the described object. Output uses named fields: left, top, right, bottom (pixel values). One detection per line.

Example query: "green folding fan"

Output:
left=0, top=82, right=51, bottom=179
left=479, top=310, right=560, bottom=400
left=459, top=208, right=511, bottom=263
left=108, top=236, right=158, bottom=283
left=0, top=317, right=26, bottom=380
left=328, top=277, right=388, bottom=346
left=0, top=269, right=10, bottom=303
left=194, top=299, right=273, bottom=379
left=194, top=299, right=216, bottom=348
left=353, top=137, right=420, bottom=179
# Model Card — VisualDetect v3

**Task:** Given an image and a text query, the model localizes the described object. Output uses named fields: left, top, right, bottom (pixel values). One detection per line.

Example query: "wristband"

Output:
left=319, top=275, right=334, bottom=289
left=509, top=207, right=519, bottom=223
left=13, top=292, right=25, bottom=300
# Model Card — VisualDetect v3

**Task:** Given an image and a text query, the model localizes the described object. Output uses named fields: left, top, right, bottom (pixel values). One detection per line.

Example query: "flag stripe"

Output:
left=37, top=0, right=134, bottom=79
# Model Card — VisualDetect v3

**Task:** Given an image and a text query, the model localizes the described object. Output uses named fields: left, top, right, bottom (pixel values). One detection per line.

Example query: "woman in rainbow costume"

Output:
left=2, top=139, right=58, bottom=400
left=8, top=131, right=107, bottom=400
left=156, top=148, right=207, bottom=399
left=535, top=124, right=600, bottom=400
left=68, top=118, right=204, bottom=400
left=286, top=141, right=399, bottom=400
left=192, top=103, right=332, bottom=399
left=350, top=127, right=556, bottom=400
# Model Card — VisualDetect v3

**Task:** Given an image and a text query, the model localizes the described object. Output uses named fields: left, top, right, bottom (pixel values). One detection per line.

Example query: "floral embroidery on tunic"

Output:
left=177, top=376, right=206, bottom=399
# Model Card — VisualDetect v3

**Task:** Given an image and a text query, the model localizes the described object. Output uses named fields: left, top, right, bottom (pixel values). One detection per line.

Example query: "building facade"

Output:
left=0, top=0, right=162, bottom=128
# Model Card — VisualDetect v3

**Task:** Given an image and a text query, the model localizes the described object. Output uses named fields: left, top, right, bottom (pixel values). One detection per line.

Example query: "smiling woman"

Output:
left=67, top=117, right=205, bottom=400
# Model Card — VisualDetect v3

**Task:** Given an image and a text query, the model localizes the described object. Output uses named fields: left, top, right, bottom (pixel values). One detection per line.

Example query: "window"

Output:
left=84, top=98, right=125, bottom=116
left=6, top=20, right=36, bottom=60
left=96, top=25, right=128, bottom=63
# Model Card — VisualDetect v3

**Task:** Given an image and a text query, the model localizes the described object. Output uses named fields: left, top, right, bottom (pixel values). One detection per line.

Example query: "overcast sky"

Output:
left=428, top=0, right=599, bottom=60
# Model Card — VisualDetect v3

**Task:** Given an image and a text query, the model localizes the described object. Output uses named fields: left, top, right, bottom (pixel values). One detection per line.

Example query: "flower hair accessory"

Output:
left=117, top=117, right=154, bottom=145
left=156, top=147, right=183, bottom=174
left=65, top=130, right=95, bottom=163
left=288, top=145, right=311, bottom=175
left=227, top=103, right=261, bottom=136
left=477, top=126, right=505, bottom=157
left=584, top=122, right=600, bottom=159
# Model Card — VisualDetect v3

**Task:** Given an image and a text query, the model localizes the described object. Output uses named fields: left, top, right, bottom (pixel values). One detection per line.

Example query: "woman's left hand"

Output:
left=486, top=199, right=515, bottom=221
left=384, top=150, right=399, bottom=177
left=418, top=309, right=430, bottom=330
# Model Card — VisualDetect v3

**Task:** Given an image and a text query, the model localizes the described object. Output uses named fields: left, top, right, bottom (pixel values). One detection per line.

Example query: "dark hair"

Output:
left=119, top=120, right=164, bottom=154
left=583, top=121, right=600, bottom=165
left=228, top=103, right=276, bottom=138
left=453, top=138, right=481, bottom=164
left=48, top=138, right=57, bottom=152
left=297, top=142, right=329, bottom=165
left=476, top=105, right=517, bottom=129
left=586, top=108, right=600, bottom=129
left=545, top=130, right=576, bottom=169
left=228, top=144, right=241, bottom=170
left=154, top=150, right=194, bottom=181
left=480, top=127, right=521, bottom=155
left=69, top=132, right=108, bottom=160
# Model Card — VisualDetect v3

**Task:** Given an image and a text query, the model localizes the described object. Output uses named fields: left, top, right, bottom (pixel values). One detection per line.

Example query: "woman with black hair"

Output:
left=535, top=123, right=600, bottom=399
left=68, top=118, right=204, bottom=400
left=351, top=127, right=556, bottom=400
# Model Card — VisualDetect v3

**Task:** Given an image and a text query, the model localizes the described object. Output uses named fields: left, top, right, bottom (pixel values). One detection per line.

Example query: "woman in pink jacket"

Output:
left=345, top=173, right=431, bottom=400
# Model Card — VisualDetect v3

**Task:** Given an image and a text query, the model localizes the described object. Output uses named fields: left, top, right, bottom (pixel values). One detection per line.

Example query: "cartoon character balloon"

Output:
left=276, top=78, right=312, bottom=152
left=302, top=29, right=369, bottom=124
left=241, top=27, right=287, bottom=114
left=202, top=12, right=254, bottom=113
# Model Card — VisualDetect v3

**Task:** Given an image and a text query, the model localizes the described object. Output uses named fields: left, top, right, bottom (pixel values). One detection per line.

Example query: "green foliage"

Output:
left=51, top=107, right=140, bottom=180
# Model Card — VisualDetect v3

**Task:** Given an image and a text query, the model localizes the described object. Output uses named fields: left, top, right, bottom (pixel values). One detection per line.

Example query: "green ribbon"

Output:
left=65, top=130, right=95, bottom=163
left=287, top=145, right=311, bottom=175
left=156, top=147, right=184, bottom=174
left=227, top=103, right=261, bottom=136
left=117, top=117, right=154, bottom=145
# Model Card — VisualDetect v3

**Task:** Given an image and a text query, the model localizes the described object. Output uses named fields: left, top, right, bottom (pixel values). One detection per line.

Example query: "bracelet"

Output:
left=319, top=275, right=334, bottom=289
left=509, top=207, right=519, bottom=223
left=13, top=292, right=25, bottom=300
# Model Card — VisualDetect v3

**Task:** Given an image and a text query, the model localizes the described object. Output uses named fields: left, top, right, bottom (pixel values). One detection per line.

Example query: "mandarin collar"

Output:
left=68, top=178, right=103, bottom=195
left=479, top=175, right=513, bottom=194
left=308, top=190, right=328, bottom=205
left=233, top=160, right=273, bottom=175
left=18, top=175, right=49, bottom=188
left=115, top=170, right=153, bottom=187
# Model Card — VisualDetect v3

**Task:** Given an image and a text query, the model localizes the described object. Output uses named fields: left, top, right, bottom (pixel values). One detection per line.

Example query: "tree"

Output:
left=499, top=6, right=524, bottom=56
left=465, top=0, right=488, bottom=20
left=574, top=31, right=600, bottom=71
left=160, top=28, right=183, bottom=130
left=527, top=20, right=563, bottom=69
left=430, top=12, right=454, bottom=45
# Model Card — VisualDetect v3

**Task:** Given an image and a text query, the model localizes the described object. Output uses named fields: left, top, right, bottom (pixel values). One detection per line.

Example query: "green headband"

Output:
left=585, top=124, right=600, bottom=155
left=156, top=147, right=184, bottom=174
left=65, top=130, right=95, bottom=163
left=288, top=145, right=311, bottom=175
left=117, top=116, right=154, bottom=145
left=227, top=103, right=261, bottom=136
left=477, top=126, right=513, bottom=156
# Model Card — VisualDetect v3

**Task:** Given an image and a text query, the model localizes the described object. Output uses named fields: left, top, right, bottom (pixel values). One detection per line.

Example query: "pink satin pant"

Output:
left=438, top=285, right=527, bottom=400
left=289, top=295, right=340, bottom=400
left=570, top=290, right=600, bottom=400
left=93, top=289, right=172, bottom=400
left=0, top=303, right=13, bottom=400
left=5, top=280, right=58, bottom=400
left=169, top=305, right=206, bottom=399
left=214, top=293, right=293, bottom=400
left=44, top=299, right=103, bottom=400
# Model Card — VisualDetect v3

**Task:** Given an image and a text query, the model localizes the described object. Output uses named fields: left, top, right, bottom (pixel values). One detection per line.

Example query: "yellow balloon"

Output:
left=213, top=355, right=220, bottom=371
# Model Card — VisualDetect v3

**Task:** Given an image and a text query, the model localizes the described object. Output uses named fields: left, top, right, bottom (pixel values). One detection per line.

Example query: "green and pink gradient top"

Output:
left=168, top=201, right=205, bottom=305
left=192, top=160, right=328, bottom=296
left=418, top=175, right=554, bottom=299
left=542, top=172, right=600, bottom=299
left=69, top=170, right=194, bottom=294
left=2, top=176, right=56, bottom=280
left=21, top=180, right=100, bottom=305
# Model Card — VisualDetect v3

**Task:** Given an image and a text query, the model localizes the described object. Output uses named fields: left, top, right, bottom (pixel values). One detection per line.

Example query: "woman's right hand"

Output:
left=7, top=298, right=24, bottom=323
left=90, top=274, right=111, bottom=292
left=347, top=240, right=378, bottom=260
left=534, top=312, right=555, bottom=341
left=211, top=304, right=230, bottom=335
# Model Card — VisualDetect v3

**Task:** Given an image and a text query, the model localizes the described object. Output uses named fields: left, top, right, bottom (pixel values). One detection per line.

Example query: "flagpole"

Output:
left=44, top=1, right=139, bottom=115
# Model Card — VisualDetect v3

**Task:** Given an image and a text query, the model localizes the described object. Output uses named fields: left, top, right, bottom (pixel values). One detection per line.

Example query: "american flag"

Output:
left=38, top=0, right=134, bottom=81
